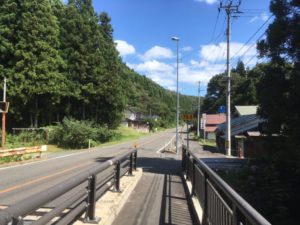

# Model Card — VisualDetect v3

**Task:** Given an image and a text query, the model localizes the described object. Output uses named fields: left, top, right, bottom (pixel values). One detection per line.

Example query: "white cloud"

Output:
left=136, top=60, right=173, bottom=72
left=133, top=58, right=226, bottom=90
left=125, top=62, right=136, bottom=70
left=250, top=12, right=269, bottom=23
left=115, top=40, right=135, bottom=56
left=140, top=46, right=174, bottom=61
left=182, top=46, right=193, bottom=52
left=200, top=42, right=257, bottom=62
left=194, top=0, right=218, bottom=4
left=179, top=62, right=225, bottom=85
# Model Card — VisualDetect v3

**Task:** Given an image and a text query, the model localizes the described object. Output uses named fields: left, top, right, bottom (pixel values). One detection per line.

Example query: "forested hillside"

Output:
left=0, top=0, right=196, bottom=130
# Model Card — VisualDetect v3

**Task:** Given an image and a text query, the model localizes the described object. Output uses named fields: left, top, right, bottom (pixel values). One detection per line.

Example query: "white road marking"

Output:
left=0, top=151, right=89, bottom=171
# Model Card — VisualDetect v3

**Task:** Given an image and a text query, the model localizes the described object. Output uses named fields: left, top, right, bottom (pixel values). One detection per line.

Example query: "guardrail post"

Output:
left=133, top=151, right=137, bottom=171
left=182, top=147, right=186, bottom=172
left=128, top=153, right=133, bottom=176
left=202, top=172, right=209, bottom=225
left=114, top=160, right=122, bottom=192
left=84, top=175, right=100, bottom=224
left=191, top=159, right=196, bottom=196
left=186, top=152, right=190, bottom=181
left=232, top=204, right=243, bottom=225
left=12, top=216, right=24, bottom=225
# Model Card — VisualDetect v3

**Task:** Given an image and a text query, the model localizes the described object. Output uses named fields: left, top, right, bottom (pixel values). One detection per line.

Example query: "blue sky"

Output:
left=91, top=0, right=272, bottom=96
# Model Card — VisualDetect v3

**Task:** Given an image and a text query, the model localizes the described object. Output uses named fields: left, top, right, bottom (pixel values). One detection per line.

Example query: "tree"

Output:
left=11, top=0, right=65, bottom=127
left=257, top=0, right=300, bottom=145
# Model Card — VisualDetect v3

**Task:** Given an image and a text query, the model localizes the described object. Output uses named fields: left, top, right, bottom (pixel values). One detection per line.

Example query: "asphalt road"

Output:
left=0, top=129, right=176, bottom=206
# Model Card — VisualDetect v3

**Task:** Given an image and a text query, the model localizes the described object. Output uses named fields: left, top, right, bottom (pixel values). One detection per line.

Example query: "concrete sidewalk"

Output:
left=111, top=152, right=195, bottom=225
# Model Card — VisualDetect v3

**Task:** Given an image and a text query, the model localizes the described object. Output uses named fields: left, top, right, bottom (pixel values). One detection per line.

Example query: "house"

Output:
left=121, top=108, right=150, bottom=132
left=215, top=113, right=266, bottom=157
left=201, top=113, right=226, bottom=139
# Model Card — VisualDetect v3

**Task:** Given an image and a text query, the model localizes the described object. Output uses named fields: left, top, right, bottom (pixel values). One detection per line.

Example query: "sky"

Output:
left=91, top=0, right=272, bottom=97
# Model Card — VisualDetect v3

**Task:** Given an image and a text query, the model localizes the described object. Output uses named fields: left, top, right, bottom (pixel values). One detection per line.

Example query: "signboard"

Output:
left=219, top=105, right=226, bottom=114
left=200, top=119, right=206, bottom=129
left=182, top=114, right=194, bottom=121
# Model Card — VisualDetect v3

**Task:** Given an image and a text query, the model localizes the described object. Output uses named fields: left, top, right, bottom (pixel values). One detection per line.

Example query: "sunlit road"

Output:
left=0, top=129, right=176, bottom=207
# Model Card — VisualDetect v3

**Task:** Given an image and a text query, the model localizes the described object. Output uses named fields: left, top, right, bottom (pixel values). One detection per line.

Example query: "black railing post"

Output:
left=114, top=160, right=122, bottom=192
left=182, top=146, right=186, bottom=171
left=133, top=151, right=137, bottom=170
left=202, top=172, right=209, bottom=225
left=84, top=175, right=100, bottom=224
left=128, top=153, right=133, bottom=176
left=12, top=216, right=23, bottom=225
left=186, top=152, right=190, bottom=181
left=191, top=159, right=196, bottom=196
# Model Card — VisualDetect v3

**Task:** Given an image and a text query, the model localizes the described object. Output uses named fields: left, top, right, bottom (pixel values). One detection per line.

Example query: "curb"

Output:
left=74, top=168, right=143, bottom=225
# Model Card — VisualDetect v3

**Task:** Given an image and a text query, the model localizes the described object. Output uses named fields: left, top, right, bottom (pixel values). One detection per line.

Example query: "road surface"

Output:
left=0, top=129, right=175, bottom=206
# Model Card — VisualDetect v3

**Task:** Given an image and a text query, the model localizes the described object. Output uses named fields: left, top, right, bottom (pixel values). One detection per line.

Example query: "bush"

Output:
left=50, top=118, right=115, bottom=149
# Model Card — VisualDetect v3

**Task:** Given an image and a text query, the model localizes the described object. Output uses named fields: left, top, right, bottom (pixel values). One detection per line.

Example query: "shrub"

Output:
left=50, top=118, right=115, bottom=149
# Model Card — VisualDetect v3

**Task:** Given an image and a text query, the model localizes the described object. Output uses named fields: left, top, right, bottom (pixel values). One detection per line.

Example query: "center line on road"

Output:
left=0, top=161, right=93, bottom=195
left=0, top=130, right=172, bottom=195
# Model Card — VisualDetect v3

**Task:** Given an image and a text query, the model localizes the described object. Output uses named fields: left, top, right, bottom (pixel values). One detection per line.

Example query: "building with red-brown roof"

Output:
left=201, top=113, right=226, bottom=139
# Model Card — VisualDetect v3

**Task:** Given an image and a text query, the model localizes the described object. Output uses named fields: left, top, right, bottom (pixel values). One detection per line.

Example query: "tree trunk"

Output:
left=34, top=97, right=38, bottom=128
left=67, top=96, right=71, bottom=117
left=95, top=100, right=99, bottom=124
left=82, top=103, right=86, bottom=120
left=57, top=113, right=59, bottom=122
left=30, top=114, right=33, bottom=128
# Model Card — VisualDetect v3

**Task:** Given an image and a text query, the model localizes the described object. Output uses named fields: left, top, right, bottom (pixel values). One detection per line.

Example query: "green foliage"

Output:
left=202, top=60, right=264, bottom=113
left=0, top=0, right=196, bottom=132
left=50, top=117, right=115, bottom=149
left=219, top=162, right=300, bottom=225
left=0, top=155, right=22, bottom=164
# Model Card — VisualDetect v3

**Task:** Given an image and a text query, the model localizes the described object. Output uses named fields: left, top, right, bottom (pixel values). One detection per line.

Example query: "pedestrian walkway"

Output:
left=185, top=137, right=227, bottom=159
left=112, top=152, right=194, bottom=225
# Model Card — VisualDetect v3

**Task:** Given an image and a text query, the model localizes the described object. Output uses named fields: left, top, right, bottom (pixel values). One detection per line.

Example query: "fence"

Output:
left=182, top=145, right=271, bottom=225
left=0, top=149, right=137, bottom=225
left=0, top=145, right=47, bottom=158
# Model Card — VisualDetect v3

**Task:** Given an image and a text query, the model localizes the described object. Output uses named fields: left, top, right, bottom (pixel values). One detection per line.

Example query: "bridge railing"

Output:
left=0, top=149, right=137, bottom=225
left=182, top=145, right=271, bottom=225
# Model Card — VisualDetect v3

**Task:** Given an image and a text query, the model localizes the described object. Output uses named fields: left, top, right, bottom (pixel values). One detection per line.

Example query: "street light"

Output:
left=172, top=37, right=179, bottom=154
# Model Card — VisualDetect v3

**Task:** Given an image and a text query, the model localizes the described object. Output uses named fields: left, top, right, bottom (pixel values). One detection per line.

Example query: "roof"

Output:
left=215, top=114, right=266, bottom=139
left=204, top=114, right=226, bottom=125
left=235, top=105, right=258, bottom=116
left=205, top=126, right=217, bottom=132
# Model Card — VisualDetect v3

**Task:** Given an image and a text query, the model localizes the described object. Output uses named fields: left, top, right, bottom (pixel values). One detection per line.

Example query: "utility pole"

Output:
left=2, top=77, right=6, bottom=149
left=172, top=37, right=180, bottom=154
left=197, top=81, right=201, bottom=137
left=220, top=1, right=241, bottom=156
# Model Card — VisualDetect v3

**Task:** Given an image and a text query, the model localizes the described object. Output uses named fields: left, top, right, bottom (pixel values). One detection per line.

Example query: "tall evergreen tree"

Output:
left=98, top=12, right=126, bottom=128
left=11, top=0, right=65, bottom=127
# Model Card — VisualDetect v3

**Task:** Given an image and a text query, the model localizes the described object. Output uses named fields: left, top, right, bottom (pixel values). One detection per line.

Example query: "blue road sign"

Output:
left=219, top=106, right=226, bottom=113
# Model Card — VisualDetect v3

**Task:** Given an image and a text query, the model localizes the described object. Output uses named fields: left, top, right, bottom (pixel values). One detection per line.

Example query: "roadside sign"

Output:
left=182, top=114, right=194, bottom=121
left=219, top=106, right=226, bottom=114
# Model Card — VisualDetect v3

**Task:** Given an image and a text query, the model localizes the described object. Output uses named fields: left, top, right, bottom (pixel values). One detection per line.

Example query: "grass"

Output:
left=191, top=133, right=217, bottom=147
left=46, top=126, right=153, bottom=152
left=100, top=126, right=152, bottom=146
left=0, top=126, right=157, bottom=162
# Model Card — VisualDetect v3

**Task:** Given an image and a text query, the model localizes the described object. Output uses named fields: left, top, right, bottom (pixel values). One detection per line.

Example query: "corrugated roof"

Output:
left=216, top=114, right=266, bottom=139
left=204, top=114, right=226, bottom=125
left=235, top=105, right=258, bottom=116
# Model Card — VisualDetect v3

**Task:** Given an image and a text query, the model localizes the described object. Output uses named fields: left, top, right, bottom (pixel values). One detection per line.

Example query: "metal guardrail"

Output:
left=0, top=148, right=137, bottom=225
left=0, top=145, right=47, bottom=158
left=182, top=145, right=271, bottom=225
